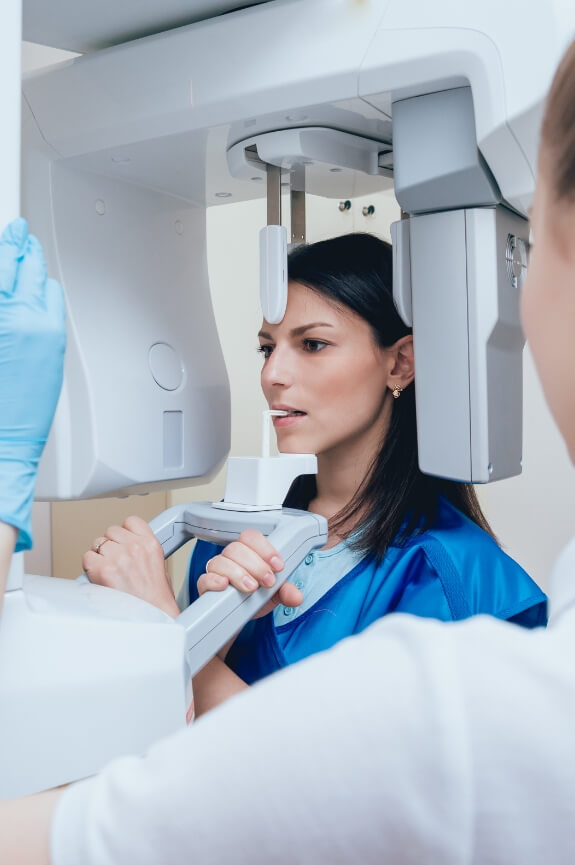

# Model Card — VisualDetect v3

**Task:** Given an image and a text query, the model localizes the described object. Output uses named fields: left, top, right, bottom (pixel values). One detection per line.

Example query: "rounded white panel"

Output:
left=148, top=342, right=184, bottom=391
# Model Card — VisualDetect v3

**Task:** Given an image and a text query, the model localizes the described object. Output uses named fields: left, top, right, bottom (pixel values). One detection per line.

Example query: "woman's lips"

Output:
left=273, top=411, right=306, bottom=428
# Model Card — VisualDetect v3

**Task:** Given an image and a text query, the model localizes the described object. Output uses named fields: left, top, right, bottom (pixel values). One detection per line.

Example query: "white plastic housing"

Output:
left=410, top=206, right=527, bottom=482
left=0, top=578, right=187, bottom=797
left=23, top=0, right=272, bottom=52
left=21, top=1, right=575, bottom=213
left=22, top=98, right=230, bottom=499
left=0, top=498, right=328, bottom=797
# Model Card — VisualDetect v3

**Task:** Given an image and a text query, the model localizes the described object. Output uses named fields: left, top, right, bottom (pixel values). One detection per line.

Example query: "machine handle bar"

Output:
left=149, top=502, right=328, bottom=677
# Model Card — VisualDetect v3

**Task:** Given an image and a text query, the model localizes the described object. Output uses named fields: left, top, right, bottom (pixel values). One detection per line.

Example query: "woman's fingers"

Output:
left=277, top=581, right=303, bottom=609
left=122, top=514, right=158, bottom=537
left=237, top=528, right=284, bottom=572
left=198, top=530, right=285, bottom=596
left=198, top=547, right=269, bottom=593
left=83, top=517, right=179, bottom=617
left=196, top=571, right=304, bottom=622
left=195, top=530, right=303, bottom=620
left=196, top=570, right=231, bottom=594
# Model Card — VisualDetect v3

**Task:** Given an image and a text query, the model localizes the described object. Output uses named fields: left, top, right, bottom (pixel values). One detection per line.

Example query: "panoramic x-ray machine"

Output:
left=1, top=0, right=574, bottom=798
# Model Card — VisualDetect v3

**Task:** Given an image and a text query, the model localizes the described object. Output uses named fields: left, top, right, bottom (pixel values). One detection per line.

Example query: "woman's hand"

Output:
left=82, top=515, right=180, bottom=617
left=197, top=528, right=303, bottom=618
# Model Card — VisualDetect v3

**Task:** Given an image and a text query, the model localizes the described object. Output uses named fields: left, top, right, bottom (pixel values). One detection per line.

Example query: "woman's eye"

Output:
left=303, top=339, right=327, bottom=353
left=257, top=344, right=273, bottom=359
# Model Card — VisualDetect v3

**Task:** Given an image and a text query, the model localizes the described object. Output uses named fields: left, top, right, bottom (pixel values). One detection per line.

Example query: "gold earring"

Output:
left=392, top=385, right=403, bottom=399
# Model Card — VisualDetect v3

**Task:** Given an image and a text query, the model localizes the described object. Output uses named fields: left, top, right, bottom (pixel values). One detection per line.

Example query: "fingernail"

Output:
left=242, top=575, right=258, bottom=591
left=262, top=572, right=276, bottom=588
left=270, top=555, right=284, bottom=571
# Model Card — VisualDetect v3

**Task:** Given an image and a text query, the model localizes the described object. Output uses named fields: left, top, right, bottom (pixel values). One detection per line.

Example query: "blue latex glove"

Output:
left=0, top=218, right=66, bottom=551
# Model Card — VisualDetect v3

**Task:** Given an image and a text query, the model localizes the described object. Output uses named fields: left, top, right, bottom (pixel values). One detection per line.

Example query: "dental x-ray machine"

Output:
left=1, top=0, right=574, bottom=798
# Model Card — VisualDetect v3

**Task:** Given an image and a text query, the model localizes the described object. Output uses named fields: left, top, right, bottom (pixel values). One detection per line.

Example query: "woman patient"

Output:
left=84, top=233, right=546, bottom=714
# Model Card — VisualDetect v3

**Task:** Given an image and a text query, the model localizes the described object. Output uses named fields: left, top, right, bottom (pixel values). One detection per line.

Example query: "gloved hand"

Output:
left=0, top=218, right=66, bottom=551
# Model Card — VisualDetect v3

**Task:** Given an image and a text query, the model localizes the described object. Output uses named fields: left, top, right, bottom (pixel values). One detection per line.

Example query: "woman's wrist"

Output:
left=162, top=595, right=182, bottom=618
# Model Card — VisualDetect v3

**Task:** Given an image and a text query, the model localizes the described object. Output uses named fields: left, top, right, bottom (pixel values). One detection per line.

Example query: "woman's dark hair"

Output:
left=283, top=232, right=495, bottom=558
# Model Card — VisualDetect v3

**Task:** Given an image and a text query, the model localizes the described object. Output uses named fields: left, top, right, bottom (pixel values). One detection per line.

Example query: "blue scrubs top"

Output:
left=185, top=497, right=547, bottom=685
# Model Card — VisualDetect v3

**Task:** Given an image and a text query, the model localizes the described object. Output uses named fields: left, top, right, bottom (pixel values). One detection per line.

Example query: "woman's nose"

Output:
left=261, top=345, right=292, bottom=389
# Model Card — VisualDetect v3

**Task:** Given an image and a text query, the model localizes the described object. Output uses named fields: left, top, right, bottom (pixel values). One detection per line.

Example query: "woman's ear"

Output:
left=388, top=335, right=415, bottom=392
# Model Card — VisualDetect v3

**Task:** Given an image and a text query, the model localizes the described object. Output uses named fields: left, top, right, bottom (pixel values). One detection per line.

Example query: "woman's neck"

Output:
left=306, top=409, right=391, bottom=543
left=307, top=449, right=374, bottom=545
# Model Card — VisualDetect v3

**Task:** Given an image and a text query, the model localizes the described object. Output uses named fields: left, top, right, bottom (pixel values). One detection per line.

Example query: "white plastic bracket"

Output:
left=260, top=224, right=288, bottom=324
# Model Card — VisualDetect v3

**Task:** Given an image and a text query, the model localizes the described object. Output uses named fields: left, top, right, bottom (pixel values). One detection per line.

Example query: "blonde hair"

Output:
left=542, top=39, right=575, bottom=202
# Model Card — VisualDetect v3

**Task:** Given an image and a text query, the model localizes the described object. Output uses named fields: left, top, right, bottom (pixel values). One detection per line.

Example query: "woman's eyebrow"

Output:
left=291, top=322, right=335, bottom=337
left=257, top=322, right=335, bottom=340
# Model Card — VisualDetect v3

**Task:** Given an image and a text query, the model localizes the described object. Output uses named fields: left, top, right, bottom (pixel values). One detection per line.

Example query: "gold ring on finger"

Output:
left=93, top=538, right=110, bottom=555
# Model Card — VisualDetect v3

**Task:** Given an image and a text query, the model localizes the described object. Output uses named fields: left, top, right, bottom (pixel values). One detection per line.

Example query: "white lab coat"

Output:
left=51, top=539, right=575, bottom=864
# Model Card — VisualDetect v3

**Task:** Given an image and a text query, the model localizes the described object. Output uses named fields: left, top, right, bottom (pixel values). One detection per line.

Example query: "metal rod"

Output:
left=266, top=164, right=282, bottom=226
left=290, top=165, right=306, bottom=245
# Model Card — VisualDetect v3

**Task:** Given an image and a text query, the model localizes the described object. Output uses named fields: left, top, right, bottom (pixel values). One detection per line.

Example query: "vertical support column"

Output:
left=290, top=164, right=306, bottom=246
left=0, top=0, right=22, bottom=231
left=266, top=163, right=282, bottom=226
